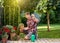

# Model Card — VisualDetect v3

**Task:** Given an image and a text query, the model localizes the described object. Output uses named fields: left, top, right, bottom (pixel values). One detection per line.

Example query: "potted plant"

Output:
left=6, top=25, right=17, bottom=40
left=10, top=29, right=17, bottom=40
left=0, top=28, right=2, bottom=41
left=1, top=26, right=10, bottom=43
left=2, top=32, right=8, bottom=43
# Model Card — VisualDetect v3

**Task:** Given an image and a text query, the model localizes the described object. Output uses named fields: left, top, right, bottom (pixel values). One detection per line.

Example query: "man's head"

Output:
left=25, top=12, right=31, bottom=19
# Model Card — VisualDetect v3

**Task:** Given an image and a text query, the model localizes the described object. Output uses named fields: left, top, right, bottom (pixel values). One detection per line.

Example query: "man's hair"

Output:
left=25, top=12, right=30, bottom=15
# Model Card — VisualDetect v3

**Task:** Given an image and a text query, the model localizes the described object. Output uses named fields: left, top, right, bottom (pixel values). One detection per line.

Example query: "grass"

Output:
left=37, top=24, right=60, bottom=38
left=38, top=30, right=60, bottom=38
left=20, top=24, right=60, bottom=38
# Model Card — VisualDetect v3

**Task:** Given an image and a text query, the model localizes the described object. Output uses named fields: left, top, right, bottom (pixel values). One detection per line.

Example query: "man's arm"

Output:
left=34, top=17, right=39, bottom=23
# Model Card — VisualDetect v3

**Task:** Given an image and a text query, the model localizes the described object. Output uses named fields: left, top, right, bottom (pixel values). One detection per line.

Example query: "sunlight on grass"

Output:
left=37, top=24, right=60, bottom=31
left=37, top=26, right=54, bottom=29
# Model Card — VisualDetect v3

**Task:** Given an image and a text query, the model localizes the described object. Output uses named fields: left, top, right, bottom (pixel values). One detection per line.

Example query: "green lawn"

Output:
left=37, top=24, right=60, bottom=38
left=20, top=24, right=60, bottom=38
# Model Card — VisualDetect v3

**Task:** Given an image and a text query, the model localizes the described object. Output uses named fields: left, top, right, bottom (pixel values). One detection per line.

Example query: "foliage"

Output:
left=2, top=32, right=8, bottom=38
left=19, top=0, right=39, bottom=13
left=0, top=29, right=2, bottom=40
left=40, top=10, right=56, bottom=24
left=3, top=0, right=21, bottom=26
left=2, top=26, right=10, bottom=38
left=6, top=25, right=16, bottom=33
left=36, top=0, right=56, bottom=14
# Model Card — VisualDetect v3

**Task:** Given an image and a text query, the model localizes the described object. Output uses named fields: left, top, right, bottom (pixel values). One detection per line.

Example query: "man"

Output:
left=24, top=12, right=38, bottom=40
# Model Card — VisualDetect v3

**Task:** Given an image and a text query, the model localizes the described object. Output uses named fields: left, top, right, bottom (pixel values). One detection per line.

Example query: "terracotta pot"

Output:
left=10, top=32, right=16, bottom=40
left=17, top=35, right=20, bottom=40
left=2, top=38, right=7, bottom=43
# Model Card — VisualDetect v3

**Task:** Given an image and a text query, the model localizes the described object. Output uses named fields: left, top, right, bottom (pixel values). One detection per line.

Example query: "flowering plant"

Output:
left=6, top=25, right=17, bottom=33
left=2, top=25, right=17, bottom=40
left=3, top=26, right=10, bottom=33
left=0, top=29, right=2, bottom=35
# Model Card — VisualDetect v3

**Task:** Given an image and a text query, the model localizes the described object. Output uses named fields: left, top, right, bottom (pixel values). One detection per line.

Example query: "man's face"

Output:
left=25, top=14, right=31, bottom=19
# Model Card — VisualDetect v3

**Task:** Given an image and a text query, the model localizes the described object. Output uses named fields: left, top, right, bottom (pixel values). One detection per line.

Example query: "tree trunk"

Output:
left=47, top=12, right=50, bottom=31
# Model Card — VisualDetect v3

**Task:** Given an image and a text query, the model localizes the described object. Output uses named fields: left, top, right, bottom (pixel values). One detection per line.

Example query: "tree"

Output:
left=3, top=0, right=21, bottom=26
left=36, top=0, right=56, bottom=31
left=18, top=0, right=39, bottom=13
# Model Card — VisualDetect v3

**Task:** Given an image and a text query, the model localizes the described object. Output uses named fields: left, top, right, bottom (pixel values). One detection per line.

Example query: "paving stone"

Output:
left=1, top=38, right=60, bottom=43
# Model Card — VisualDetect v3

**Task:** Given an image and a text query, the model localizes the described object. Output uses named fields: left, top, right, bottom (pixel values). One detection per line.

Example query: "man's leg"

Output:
left=24, top=32, right=32, bottom=40
left=32, top=30, right=37, bottom=39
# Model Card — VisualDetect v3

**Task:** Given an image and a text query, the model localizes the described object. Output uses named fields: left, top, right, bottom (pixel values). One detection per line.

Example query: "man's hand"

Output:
left=24, top=27, right=29, bottom=30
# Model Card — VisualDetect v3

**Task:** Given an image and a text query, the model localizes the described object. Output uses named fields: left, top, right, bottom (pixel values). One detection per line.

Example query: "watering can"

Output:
left=30, top=34, right=36, bottom=42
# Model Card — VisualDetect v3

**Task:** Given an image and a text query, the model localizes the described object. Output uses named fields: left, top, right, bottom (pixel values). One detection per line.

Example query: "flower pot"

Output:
left=2, top=38, right=7, bottom=43
left=10, top=32, right=16, bottom=40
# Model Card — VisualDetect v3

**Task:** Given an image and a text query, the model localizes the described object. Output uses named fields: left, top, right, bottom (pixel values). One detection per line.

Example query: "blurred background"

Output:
left=0, top=0, right=60, bottom=39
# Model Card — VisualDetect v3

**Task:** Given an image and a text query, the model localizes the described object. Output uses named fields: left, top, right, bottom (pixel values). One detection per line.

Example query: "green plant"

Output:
left=6, top=25, right=15, bottom=33
left=2, top=32, right=8, bottom=43
left=2, top=32, right=8, bottom=39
